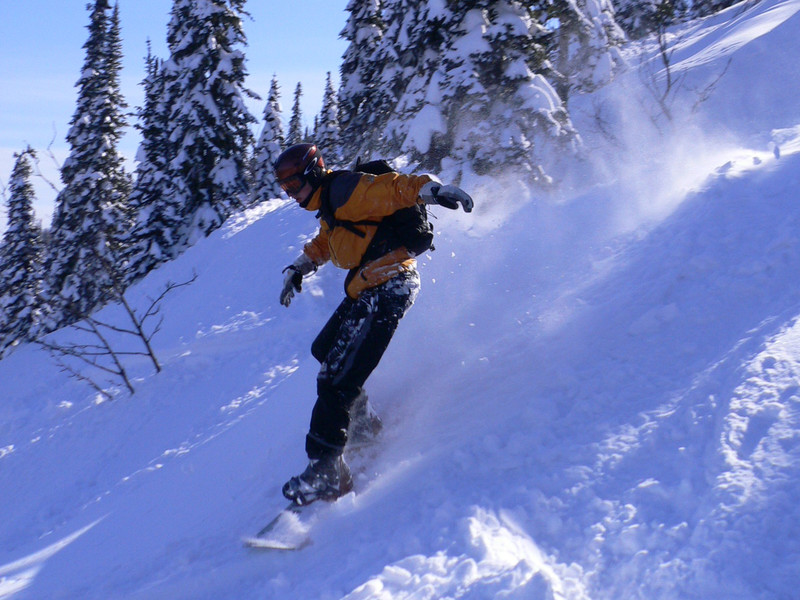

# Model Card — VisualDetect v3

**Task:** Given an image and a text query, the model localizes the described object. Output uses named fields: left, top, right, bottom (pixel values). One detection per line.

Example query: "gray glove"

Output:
left=420, top=181, right=474, bottom=213
left=280, top=254, right=316, bottom=307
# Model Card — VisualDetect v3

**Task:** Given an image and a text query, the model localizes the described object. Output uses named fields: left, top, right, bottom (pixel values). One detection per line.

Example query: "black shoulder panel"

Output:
left=328, top=171, right=362, bottom=212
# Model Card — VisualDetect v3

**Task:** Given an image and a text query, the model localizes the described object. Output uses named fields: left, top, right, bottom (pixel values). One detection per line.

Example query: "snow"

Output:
left=403, top=104, right=447, bottom=155
left=2, top=0, right=800, bottom=598
left=669, top=0, right=800, bottom=70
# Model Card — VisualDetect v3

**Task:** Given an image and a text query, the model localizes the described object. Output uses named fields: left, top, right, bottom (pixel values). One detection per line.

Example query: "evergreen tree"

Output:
left=690, top=0, right=737, bottom=18
left=161, top=0, right=257, bottom=248
left=316, top=72, right=342, bottom=166
left=287, top=82, right=305, bottom=146
left=347, top=0, right=417, bottom=158
left=380, top=0, right=448, bottom=158
left=614, top=0, right=688, bottom=39
left=338, top=0, right=386, bottom=161
left=615, top=0, right=664, bottom=38
left=390, top=1, right=578, bottom=181
left=338, top=0, right=627, bottom=181
left=104, top=2, right=132, bottom=224
left=0, top=147, right=44, bottom=354
left=124, top=43, right=181, bottom=281
left=546, top=0, right=625, bottom=99
left=252, top=75, right=286, bottom=203
left=44, top=0, right=131, bottom=327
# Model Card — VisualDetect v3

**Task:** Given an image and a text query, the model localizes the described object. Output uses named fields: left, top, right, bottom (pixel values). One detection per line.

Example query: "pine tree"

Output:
left=252, top=75, right=286, bottom=203
left=316, top=72, right=342, bottom=166
left=615, top=0, right=663, bottom=38
left=340, top=0, right=447, bottom=162
left=0, top=147, right=44, bottom=354
left=546, top=0, right=625, bottom=99
left=44, top=0, right=131, bottom=327
left=690, top=0, right=736, bottom=18
left=389, top=1, right=578, bottom=181
left=339, top=0, right=626, bottom=181
left=161, top=0, right=257, bottom=248
left=104, top=3, right=132, bottom=227
left=380, top=0, right=448, bottom=158
left=124, top=42, right=182, bottom=281
left=339, top=0, right=385, bottom=161
left=287, top=82, right=305, bottom=146
left=350, top=0, right=414, bottom=158
left=614, top=0, right=688, bottom=39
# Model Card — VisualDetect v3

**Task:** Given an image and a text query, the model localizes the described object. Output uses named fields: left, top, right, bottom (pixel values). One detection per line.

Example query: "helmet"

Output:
left=274, top=143, right=326, bottom=201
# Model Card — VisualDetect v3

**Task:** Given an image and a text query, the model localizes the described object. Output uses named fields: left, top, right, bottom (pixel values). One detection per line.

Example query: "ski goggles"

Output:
left=277, top=173, right=306, bottom=196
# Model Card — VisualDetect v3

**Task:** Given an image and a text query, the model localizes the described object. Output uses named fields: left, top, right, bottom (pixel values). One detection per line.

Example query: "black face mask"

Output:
left=298, top=167, right=327, bottom=208
left=298, top=187, right=314, bottom=208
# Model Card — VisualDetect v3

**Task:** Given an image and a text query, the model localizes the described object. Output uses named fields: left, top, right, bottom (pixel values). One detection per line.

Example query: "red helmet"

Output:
left=274, top=143, right=326, bottom=199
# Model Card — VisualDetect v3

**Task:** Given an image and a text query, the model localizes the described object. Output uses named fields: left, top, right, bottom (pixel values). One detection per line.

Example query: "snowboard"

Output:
left=244, top=440, right=380, bottom=551
left=242, top=414, right=381, bottom=551
left=243, top=501, right=317, bottom=551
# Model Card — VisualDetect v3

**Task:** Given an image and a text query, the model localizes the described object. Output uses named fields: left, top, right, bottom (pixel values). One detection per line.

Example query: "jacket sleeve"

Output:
left=334, top=172, right=434, bottom=222
left=302, top=224, right=331, bottom=266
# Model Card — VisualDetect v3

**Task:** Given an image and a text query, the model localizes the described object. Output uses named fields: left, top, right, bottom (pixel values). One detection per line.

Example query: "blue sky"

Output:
left=0, top=0, right=349, bottom=230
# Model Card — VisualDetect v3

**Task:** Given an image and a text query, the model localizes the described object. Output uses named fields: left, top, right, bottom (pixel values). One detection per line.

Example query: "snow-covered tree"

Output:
left=252, top=75, right=285, bottom=203
left=690, top=0, right=737, bottom=18
left=316, top=72, right=342, bottom=166
left=339, top=0, right=460, bottom=163
left=546, top=0, right=626, bottom=99
left=350, top=0, right=423, bottom=158
left=0, top=148, right=44, bottom=354
left=287, top=82, right=305, bottom=146
left=388, top=2, right=578, bottom=181
left=161, top=0, right=257, bottom=248
left=380, top=0, right=449, bottom=159
left=124, top=43, right=182, bottom=282
left=615, top=0, right=662, bottom=38
left=44, top=0, right=131, bottom=327
left=338, top=0, right=616, bottom=183
left=339, top=0, right=385, bottom=161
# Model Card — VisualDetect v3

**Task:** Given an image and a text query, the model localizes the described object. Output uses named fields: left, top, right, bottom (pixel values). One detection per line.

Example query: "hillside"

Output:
left=2, top=0, right=800, bottom=598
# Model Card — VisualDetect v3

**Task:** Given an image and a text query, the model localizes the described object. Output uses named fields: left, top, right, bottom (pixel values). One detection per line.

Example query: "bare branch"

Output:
left=38, top=339, right=126, bottom=379
left=89, top=318, right=140, bottom=337
left=46, top=125, right=63, bottom=171
left=84, top=318, right=135, bottom=394
left=142, top=274, right=198, bottom=322
left=47, top=350, right=113, bottom=402
left=39, top=236, right=197, bottom=398
left=691, top=57, right=733, bottom=113
left=637, top=1, right=729, bottom=127
left=588, top=98, right=624, bottom=149
left=30, top=140, right=62, bottom=196
left=38, top=260, right=197, bottom=398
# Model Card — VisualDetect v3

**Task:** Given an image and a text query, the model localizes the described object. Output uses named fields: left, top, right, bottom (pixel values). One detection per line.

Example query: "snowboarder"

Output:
left=274, top=143, right=473, bottom=506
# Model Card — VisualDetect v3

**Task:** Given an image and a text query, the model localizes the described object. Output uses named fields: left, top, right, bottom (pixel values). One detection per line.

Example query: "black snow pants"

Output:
left=305, top=269, right=420, bottom=460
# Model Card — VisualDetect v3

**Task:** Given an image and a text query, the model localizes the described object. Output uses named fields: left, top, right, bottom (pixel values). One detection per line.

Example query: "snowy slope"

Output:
left=2, top=0, right=800, bottom=598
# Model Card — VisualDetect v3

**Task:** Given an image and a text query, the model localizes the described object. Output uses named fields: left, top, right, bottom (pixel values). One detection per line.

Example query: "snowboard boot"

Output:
left=282, top=454, right=353, bottom=506
left=347, top=390, right=383, bottom=447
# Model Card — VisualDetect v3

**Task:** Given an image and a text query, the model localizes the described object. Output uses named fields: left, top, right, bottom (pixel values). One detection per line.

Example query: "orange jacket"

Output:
left=302, top=170, right=434, bottom=298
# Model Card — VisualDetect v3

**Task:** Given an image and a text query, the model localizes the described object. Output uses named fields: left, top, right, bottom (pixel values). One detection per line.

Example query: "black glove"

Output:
left=420, top=181, right=474, bottom=212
